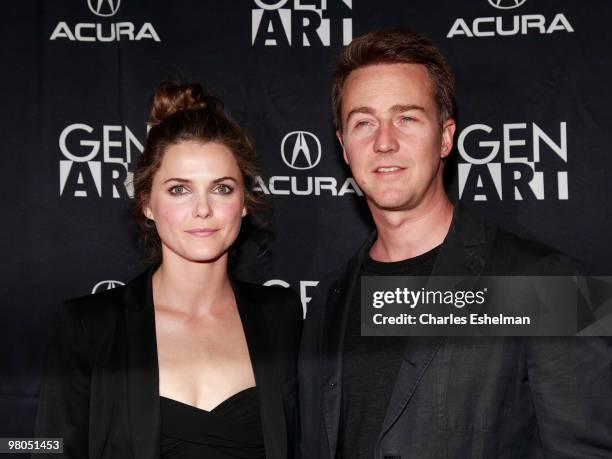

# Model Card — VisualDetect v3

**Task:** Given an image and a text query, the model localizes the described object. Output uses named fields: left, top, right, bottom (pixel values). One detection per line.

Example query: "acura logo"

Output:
left=487, top=0, right=527, bottom=9
left=281, top=131, right=322, bottom=170
left=92, top=280, right=125, bottom=293
left=87, top=0, right=121, bottom=17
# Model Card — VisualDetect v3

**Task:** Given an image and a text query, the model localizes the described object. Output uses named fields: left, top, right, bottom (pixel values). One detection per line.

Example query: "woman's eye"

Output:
left=169, top=185, right=187, bottom=195
left=213, top=184, right=233, bottom=194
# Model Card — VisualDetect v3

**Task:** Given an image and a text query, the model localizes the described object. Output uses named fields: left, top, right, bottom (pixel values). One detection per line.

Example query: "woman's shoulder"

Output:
left=60, top=267, right=150, bottom=323
left=53, top=290, right=124, bottom=346
left=233, top=279, right=303, bottom=323
left=233, top=280, right=303, bottom=358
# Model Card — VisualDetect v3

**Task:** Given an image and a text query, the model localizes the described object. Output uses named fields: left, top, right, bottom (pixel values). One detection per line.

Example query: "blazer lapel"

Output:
left=430, top=204, right=494, bottom=279
left=233, top=280, right=287, bottom=459
left=124, top=267, right=161, bottom=459
left=379, top=204, right=495, bottom=436
left=379, top=336, right=445, bottom=437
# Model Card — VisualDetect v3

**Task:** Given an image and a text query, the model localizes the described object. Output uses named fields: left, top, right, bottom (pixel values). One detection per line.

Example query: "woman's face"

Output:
left=144, top=140, right=246, bottom=264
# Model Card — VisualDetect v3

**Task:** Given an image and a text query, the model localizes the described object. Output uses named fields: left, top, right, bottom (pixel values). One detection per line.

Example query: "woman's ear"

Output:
left=144, top=205, right=154, bottom=221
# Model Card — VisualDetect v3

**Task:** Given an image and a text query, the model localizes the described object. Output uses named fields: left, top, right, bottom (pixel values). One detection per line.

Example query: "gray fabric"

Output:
left=298, top=204, right=612, bottom=459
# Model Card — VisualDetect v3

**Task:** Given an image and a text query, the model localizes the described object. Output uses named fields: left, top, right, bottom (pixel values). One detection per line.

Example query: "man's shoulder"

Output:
left=451, top=203, right=575, bottom=275
left=486, top=221, right=575, bottom=275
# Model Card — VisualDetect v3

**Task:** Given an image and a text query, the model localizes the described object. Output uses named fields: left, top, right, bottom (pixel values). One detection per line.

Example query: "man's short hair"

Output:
left=332, top=29, right=455, bottom=131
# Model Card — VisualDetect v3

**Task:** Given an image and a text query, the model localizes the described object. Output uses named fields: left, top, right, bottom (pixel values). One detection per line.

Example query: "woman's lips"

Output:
left=185, top=228, right=218, bottom=237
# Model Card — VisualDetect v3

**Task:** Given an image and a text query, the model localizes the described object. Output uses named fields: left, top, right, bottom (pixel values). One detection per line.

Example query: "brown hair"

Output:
left=332, top=29, right=455, bottom=131
left=132, top=80, right=265, bottom=261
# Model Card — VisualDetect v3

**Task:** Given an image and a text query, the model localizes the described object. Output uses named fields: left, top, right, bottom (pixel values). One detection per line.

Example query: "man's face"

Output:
left=338, top=63, right=455, bottom=212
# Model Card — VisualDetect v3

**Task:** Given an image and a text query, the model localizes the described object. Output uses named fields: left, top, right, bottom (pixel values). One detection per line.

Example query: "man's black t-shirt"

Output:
left=340, top=246, right=439, bottom=459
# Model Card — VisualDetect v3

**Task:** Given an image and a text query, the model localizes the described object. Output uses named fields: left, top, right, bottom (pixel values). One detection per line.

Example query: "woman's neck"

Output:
left=152, top=253, right=235, bottom=317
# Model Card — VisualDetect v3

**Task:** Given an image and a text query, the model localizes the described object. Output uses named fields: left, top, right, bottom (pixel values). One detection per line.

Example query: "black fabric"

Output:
left=299, top=204, right=612, bottom=459
left=160, top=387, right=264, bottom=459
left=35, top=267, right=302, bottom=459
left=340, top=248, right=438, bottom=459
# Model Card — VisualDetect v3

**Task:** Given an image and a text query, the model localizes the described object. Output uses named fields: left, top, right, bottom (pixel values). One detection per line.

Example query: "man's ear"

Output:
left=440, top=118, right=456, bottom=159
left=336, top=130, right=350, bottom=165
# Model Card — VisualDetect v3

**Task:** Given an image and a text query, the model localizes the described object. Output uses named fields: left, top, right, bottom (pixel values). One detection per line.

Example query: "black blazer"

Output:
left=36, top=267, right=302, bottom=459
left=299, top=204, right=612, bottom=458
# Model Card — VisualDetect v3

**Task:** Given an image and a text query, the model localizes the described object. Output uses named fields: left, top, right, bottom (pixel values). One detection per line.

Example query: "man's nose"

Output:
left=373, top=122, right=399, bottom=153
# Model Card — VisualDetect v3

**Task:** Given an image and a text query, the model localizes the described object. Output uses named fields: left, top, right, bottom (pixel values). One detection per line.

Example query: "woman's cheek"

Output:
left=157, top=200, right=191, bottom=225
left=216, top=201, right=245, bottom=222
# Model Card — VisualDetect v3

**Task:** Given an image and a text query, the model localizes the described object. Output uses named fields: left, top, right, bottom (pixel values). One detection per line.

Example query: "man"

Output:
left=299, top=29, right=612, bottom=458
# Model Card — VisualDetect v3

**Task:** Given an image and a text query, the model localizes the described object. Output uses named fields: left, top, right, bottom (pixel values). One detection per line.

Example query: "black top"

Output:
left=35, top=266, right=301, bottom=459
left=160, top=387, right=265, bottom=459
left=340, top=246, right=439, bottom=459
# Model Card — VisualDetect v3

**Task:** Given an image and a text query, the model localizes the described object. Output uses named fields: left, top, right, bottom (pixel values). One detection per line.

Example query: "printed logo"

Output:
left=457, top=122, right=569, bottom=201
left=254, top=129, right=362, bottom=197
left=264, top=279, right=319, bottom=316
left=92, top=280, right=125, bottom=293
left=87, top=0, right=121, bottom=17
left=281, top=131, right=322, bottom=170
left=50, top=0, right=160, bottom=42
left=58, top=123, right=146, bottom=199
left=487, top=0, right=527, bottom=10
left=252, top=0, right=353, bottom=47
left=447, top=0, right=573, bottom=38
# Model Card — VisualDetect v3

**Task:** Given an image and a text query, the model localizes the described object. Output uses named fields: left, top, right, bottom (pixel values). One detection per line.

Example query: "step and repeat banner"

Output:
left=2, top=0, right=612, bottom=438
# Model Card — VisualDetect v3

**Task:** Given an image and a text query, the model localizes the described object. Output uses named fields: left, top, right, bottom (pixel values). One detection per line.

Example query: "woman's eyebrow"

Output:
left=163, top=177, right=191, bottom=184
left=212, top=176, right=238, bottom=184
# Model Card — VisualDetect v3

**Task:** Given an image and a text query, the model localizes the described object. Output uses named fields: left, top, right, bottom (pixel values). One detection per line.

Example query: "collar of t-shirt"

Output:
left=362, top=244, right=441, bottom=275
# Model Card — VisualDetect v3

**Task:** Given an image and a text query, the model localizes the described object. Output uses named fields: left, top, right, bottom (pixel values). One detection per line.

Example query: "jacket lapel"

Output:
left=430, top=204, right=494, bottom=279
left=379, top=204, right=496, bottom=436
left=233, top=280, right=287, bottom=459
left=379, top=336, right=445, bottom=437
left=124, top=267, right=161, bottom=459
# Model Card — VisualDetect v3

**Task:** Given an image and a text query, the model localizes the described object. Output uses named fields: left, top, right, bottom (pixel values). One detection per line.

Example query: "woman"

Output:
left=36, top=81, right=302, bottom=458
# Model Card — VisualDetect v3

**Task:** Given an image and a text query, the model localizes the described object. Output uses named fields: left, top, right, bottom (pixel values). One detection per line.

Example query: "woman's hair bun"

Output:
left=148, top=80, right=223, bottom=126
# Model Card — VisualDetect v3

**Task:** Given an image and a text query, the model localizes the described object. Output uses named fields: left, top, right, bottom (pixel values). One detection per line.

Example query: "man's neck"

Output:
left=369, top=197, right=454, bottom=262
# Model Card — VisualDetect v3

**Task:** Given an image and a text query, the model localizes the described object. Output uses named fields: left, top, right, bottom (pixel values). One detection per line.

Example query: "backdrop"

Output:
left=2, top=0, right=612, bottom=441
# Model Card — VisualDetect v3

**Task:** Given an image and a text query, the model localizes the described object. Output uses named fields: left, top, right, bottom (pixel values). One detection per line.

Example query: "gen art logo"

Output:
left=58, top=122, right=146, bottom=199
left=457, top=122, right=569, bottom=201
left=281, top=131, right=321, bottom=170
left=252, top=0, right=353, bottom=47
left=264, top=279, right=318, bottom=317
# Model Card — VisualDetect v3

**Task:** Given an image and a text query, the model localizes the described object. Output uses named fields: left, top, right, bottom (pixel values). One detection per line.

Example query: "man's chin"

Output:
left=367, top=195, right=415, bottom=212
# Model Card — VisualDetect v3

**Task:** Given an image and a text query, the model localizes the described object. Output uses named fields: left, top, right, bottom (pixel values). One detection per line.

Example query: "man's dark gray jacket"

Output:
left=298, top=205, right=612, bottom=458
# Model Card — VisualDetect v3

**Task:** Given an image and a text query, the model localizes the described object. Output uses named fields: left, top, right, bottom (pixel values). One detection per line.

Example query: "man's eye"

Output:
left=169, top=185, right=187, bottom=195
left=400, top=116, right=414, bottom=124
left=213, top=184, right=233, bottom=194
